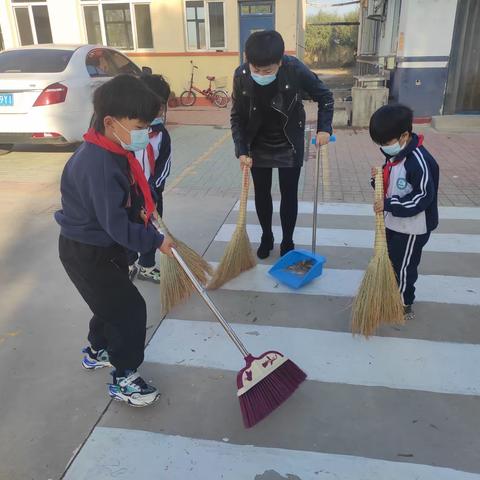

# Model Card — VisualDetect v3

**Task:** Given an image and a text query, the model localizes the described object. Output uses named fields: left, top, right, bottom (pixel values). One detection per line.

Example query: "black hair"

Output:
left=245, top=30, right=285, bottom=67
left=93, top=74, right=161, bottom=133
left=141, top=73, right=171, bottom=104
left=369, top=104, right=413, bottom=145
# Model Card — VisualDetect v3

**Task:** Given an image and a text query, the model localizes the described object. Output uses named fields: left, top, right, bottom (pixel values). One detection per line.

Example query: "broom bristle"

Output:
left=238, top=359, right=306, bottom=428
left=351, top=250, right=404, bottom=337
left=159, top=234, right=213, bottom=315
left=207, top=226, right=256, bottom=290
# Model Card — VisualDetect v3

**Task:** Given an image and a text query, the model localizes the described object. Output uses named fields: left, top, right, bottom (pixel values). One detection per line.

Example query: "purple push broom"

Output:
left=158, top=230, right=307, bottom=428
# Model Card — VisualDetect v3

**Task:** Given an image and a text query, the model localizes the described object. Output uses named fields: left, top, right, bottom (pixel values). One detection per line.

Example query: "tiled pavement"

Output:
left=164, top=105, right=480, bottom=206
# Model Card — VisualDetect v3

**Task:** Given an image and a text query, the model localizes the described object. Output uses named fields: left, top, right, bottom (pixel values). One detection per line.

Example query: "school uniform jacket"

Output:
left=377, top=133, right=440, bottom=235
left=134, top=123, right=172, bottom=194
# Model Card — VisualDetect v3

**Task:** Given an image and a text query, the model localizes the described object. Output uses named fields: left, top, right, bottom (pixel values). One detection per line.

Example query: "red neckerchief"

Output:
left=83, top=128, right=155, bottom=225
left=382, top=134, right=424, bottom=197
left=146, top=130, right=159, bottom=175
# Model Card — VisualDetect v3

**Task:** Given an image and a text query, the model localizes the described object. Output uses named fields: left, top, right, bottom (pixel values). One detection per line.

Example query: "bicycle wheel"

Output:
left=212, top=90, right=229, bottom=108
left=180, top=90, right=197, bottom=107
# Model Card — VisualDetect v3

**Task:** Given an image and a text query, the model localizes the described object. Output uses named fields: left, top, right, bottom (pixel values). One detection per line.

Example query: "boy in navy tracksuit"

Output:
left=370, top=105, right=440, bottom=320
left=55, top=75, right=175, bottom=406
left=128, top=74, right=172, bottom=283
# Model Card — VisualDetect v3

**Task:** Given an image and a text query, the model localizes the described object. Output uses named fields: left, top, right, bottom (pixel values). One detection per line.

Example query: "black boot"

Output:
left=280, top=241, right=295, bottom=257
left=257, top=234, right=274, bottom=259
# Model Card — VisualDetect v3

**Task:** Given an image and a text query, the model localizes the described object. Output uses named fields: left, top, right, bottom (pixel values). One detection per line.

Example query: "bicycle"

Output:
left=179, top=61, right=229, bottom=108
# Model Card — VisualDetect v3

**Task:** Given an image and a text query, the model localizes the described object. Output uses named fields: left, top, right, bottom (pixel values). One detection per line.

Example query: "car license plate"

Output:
left=0, top=94, right=14, bottom=106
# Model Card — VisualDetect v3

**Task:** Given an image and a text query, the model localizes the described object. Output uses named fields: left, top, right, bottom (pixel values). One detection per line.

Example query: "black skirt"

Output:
left=251, top=146, right=297, bottom=168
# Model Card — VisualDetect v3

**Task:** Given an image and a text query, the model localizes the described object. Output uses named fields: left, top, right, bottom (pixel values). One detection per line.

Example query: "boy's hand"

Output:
left=371, top=167, right=377, bottom=177
left=239, top=155, right=252, bottom=169
left=159, top=235, right=176, bottom=257
left=373, top=199, right=384, bottom=214
left=316, top=131, right=330, bottom=146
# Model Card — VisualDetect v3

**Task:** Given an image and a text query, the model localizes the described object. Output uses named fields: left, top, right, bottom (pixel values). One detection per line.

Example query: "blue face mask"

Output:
left=381, top=142, right=402, bottom=157
left=251, top=72, right=277, bottom=86
left=150, top=117, right=164, bottom=126
left=114, top=119, right=149, bottom=151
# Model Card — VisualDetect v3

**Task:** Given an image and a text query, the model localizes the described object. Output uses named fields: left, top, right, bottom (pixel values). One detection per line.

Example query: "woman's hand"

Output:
left=371, top=167, right=378, bottom=177
left=158, top=235, right=176, bottom=257
left=373, top=199, right=384, bottom=214
left=239, top=155, right=253, bottom=170
left=316, top=131, right=330, bottom=146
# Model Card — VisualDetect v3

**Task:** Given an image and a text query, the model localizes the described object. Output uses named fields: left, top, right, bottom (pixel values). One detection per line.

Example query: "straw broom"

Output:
left=207, top=165, right=256, bottom=289
left=153, top=216, right=213, bottom=315
left=351, top=167, right=404, bottom=337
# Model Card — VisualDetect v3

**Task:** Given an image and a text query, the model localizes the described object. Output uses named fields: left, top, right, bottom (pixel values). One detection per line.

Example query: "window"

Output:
left=134, top=4, right=153, bottom=48
left=240, top=2, right=273, bottom=15
left=186, top=1, right=206, bottom=49
left=84, top=6, right=102, bottom=44
left=81, top=1, right=153, bottom=50
left=208, top=2, right=225, bottom=48
left=85, top=48, right=117, bottom=77
left=185, top=1, right=226, bottom=50
left=103, top=3, right=133, bottom=50
left=85, top=48, right=141, bottom=77
left=0, top=49, right=73, bottom=73
left=13, top=2, right=52, bottom=46
left=109, top=49, right=142, bottom=74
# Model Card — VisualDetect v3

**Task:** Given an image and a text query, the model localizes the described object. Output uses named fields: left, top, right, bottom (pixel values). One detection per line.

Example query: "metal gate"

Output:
left=444, top=0, right=480, bottom=114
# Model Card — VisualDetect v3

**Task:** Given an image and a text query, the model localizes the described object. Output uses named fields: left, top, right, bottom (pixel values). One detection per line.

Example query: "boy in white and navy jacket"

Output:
left=128, top=74, right=172, bottom=283
left=370, top=105, right=440, bottom=320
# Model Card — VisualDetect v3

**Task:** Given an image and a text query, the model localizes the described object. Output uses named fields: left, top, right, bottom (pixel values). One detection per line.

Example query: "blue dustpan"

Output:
left=268, top=135, right=336, bottom=289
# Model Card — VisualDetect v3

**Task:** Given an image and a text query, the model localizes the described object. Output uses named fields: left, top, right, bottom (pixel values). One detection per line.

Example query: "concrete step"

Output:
left=432, top=115, right=480, bottom=133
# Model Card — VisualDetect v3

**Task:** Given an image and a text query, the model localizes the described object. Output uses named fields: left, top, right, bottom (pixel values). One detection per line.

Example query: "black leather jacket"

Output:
left=230, top=55, right=334, bottom=166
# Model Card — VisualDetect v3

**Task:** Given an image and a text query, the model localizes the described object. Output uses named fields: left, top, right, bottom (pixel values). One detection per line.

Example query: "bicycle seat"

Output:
left=206, top=75, right=215, bottom=81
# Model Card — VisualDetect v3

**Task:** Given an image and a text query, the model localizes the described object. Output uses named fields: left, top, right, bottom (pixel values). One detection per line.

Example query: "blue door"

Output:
left=239, top=1, right=275, bottom=64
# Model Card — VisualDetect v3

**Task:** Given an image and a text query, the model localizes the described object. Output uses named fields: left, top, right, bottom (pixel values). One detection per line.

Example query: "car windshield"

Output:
left=0, top=49, right=74, bottom=73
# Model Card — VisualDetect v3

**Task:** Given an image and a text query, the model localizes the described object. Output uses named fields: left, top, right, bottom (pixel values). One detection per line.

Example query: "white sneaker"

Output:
left=137, top=266, right=161, bottom=284
left=128, top=264, right=138, bottom=282
left=108, top=371, right=160, bottom=407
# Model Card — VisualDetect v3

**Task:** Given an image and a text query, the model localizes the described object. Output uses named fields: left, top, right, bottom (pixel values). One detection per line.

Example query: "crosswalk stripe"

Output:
left=236, top=200, right=480, bottom=220
left=209, top=262, right=480, bottom=306
left=144, top=319, right=480, bottom=396
left=64, top=427, right=480, bottom=480
left=65, top=198, right=480, bottom=477
left=215, top=224, right=480, bottom=254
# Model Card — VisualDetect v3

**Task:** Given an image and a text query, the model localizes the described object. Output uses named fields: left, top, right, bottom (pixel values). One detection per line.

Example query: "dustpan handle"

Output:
left=311, top=135, right=336, bottom=255
left=170, top=247, right=250, bottom=357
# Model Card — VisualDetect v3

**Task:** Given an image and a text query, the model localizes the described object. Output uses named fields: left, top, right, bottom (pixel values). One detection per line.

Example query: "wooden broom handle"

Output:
left=237, top=165, right=250, bottom=226
left=374, top=167, right=387, bottom=253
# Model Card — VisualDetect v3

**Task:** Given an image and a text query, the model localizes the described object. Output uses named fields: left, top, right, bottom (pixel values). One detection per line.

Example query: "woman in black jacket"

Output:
left=231, top=30, right=334, bottom=258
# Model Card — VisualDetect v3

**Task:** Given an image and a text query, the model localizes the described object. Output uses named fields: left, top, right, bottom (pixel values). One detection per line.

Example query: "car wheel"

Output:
left=0, top=144, right=14, bottom=156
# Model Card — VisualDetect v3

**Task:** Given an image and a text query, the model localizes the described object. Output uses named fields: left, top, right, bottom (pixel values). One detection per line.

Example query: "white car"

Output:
left=0, top=44, right=151, bottom=146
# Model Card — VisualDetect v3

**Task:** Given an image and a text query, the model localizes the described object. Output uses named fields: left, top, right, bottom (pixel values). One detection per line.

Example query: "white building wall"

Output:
left=47, top=0, right=84, bottom=44
left=0, top=0, right=18, bottom=49
left=398, top=0, right=458, bottom=58
left=1, top=0, right=84, bottom=49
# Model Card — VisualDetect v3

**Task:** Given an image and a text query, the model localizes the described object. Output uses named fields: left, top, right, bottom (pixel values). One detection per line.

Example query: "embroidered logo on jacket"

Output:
left=397, top=178, right=408, bottom=190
